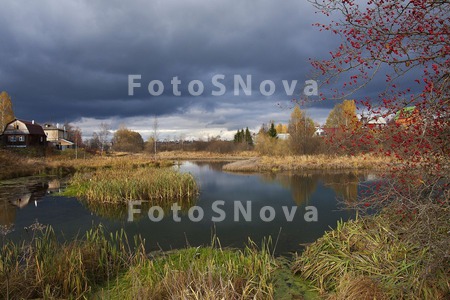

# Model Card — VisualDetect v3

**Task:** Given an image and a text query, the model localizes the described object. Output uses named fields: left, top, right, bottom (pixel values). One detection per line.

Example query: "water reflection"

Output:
left=260, top=171, right=365, bottom=205
left=2, top=162, right=378, bottom=255
left=81, top=200, right=193, bottom=221
left=0, top=178, right=58, bottom=225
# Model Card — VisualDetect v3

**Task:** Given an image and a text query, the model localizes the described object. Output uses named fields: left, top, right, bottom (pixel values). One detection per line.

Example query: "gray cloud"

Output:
left=0, top=0, right=391, bottom=139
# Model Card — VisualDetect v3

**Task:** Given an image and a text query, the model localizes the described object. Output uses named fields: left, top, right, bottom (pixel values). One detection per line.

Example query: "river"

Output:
left=0, top=161, right=377, bottom=255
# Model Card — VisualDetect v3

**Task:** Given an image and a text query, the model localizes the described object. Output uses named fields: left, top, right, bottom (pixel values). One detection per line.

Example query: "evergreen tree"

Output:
left=268, top=122, right=277, bottom=138
left=234, top=130, right=240, bottom=143
left=245, top=127, right=253, bottom=145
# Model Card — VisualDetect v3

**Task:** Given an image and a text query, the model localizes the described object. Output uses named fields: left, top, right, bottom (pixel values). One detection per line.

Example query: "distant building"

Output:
left=314, top=127, right=325, bottom=136
left=43, top=123, right=74, bottom=150
left=276, top=133, right=290, bottom=140
left=394, top=106, right=419, bottom=126
left=360, top=115, right=387, bottom=129
left=1, top=119, right=47, bottom=147
left=314, top=127, right=339, bottom=137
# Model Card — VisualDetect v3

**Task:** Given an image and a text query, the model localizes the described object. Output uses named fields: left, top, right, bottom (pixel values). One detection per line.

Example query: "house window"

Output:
left=8, top=136, right=16, bottom=142
left=18, top=135, right=25, bottom=142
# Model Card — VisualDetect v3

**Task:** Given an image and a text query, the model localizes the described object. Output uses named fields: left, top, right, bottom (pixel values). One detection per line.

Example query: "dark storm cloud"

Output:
left=0, top=0, right=343, bottom=137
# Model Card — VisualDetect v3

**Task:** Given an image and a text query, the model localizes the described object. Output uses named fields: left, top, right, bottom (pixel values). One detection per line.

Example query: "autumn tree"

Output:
left=63, top=122, right=83, bottom=147
left=325, top=100, right=359, bottom=129
left=112, top=126, right=144, bottom=153
left=305, top=0, right=450, bottom=296
left=288, top=105, right=318, bottom=154
left=276, top=123, right=288, bottom=134
left=0, top=91, right=15, bottom=133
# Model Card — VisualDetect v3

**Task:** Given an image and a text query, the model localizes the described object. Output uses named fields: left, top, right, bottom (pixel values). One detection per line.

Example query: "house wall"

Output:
left=44, top=129, right=65, bottom=142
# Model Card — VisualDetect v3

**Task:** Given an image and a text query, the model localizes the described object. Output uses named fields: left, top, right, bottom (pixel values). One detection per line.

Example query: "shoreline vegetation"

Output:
left=222, top=154, right=393, bottom=172
left=0, top=224, right=317, bottom=299
left=0, top=149, right=395, bottom=181
left=64, top=166, right=198, bottom=204
left=1, top=149, right=448, bottom=298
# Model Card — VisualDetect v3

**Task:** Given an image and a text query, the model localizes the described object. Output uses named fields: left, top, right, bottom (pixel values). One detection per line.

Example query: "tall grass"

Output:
left=223, top=154, right=394, bottom=172
left=1, top=225, right=282, bottom=299
left=292, top=215, right=449, bottom=299
left=67, top=165, right=199, bottom=205
left=0, top=223, right=146, bottom=299
left=98, top=239, right=278, bottom=300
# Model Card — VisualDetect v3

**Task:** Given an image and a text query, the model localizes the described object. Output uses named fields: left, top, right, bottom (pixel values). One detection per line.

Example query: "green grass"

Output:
left=2, top=226, right=296, bottom=299
left=95, top=239, right=278, bottom=300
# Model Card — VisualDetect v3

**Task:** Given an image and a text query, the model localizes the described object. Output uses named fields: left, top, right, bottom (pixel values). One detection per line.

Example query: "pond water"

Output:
left=0, top=161, right=377, bottom=255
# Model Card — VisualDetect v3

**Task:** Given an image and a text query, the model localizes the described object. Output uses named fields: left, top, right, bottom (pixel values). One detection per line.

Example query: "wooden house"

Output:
left=2, top=119, right=47, bottom=147
left=43, top=123, right=74, bottom=150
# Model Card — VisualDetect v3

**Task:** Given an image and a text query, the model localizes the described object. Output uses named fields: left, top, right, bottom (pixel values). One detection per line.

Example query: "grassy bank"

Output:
left=0, top=150, right=47, bottom=180
left=157, top=150, right=256, bottom=161
left=0, top=149, right=178, bottom=180
left=223, top=154, right=394, bottom=172
left=292, top=213, right=449, bottom=299
left=1, top=224, right=318, bottom=299
left=97, top=240, right=277, bottom=299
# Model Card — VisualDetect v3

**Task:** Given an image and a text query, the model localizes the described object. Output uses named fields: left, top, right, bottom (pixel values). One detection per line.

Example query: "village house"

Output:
left=1, top=119, right=47, bottom=147
left=43, top=123, right=74, bottom=150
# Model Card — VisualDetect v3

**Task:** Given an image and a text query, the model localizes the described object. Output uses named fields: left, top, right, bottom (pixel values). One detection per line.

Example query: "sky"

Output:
left=0, top=0, right=384, bottom=141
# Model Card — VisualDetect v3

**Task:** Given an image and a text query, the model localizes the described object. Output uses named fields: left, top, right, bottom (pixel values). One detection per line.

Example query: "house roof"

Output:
left=58, top=139, right=74, bottom=146
left=395, top=106, right=416, bottom=120
left=6, top=119, right=46, bottom=136
left=20, top=120, right=46, bottom=135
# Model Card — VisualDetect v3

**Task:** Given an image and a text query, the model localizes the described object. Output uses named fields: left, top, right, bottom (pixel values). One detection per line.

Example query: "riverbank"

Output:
left=157, top=150, right=256, bottom=160
left=0, top=224, right=317, bottom=299
left=1, top=150, right=394, bottom=180
left=222, top=154, right=394, bottom=172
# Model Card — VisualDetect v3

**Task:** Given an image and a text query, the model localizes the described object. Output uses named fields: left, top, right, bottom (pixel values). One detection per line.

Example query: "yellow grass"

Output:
left=223, top=154, right=395, bottom=172
left=156, top=150, right=257, bottom=160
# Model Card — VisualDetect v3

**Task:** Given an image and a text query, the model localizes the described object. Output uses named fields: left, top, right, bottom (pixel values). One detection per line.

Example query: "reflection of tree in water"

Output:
left=261, top=173, right=319, bottom=205
left=0, top=200, right=15, bottom=225
left=320, top=172, right=363, bottom=203
left=82, top=198, right=198, bottom=221
left=261, top=171, right=367, bottom=205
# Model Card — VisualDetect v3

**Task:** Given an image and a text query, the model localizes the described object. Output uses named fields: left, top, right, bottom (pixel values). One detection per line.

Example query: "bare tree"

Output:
left=152, top=116, right=159, bottom=156
left=98, top=122, right=111, bottom=156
